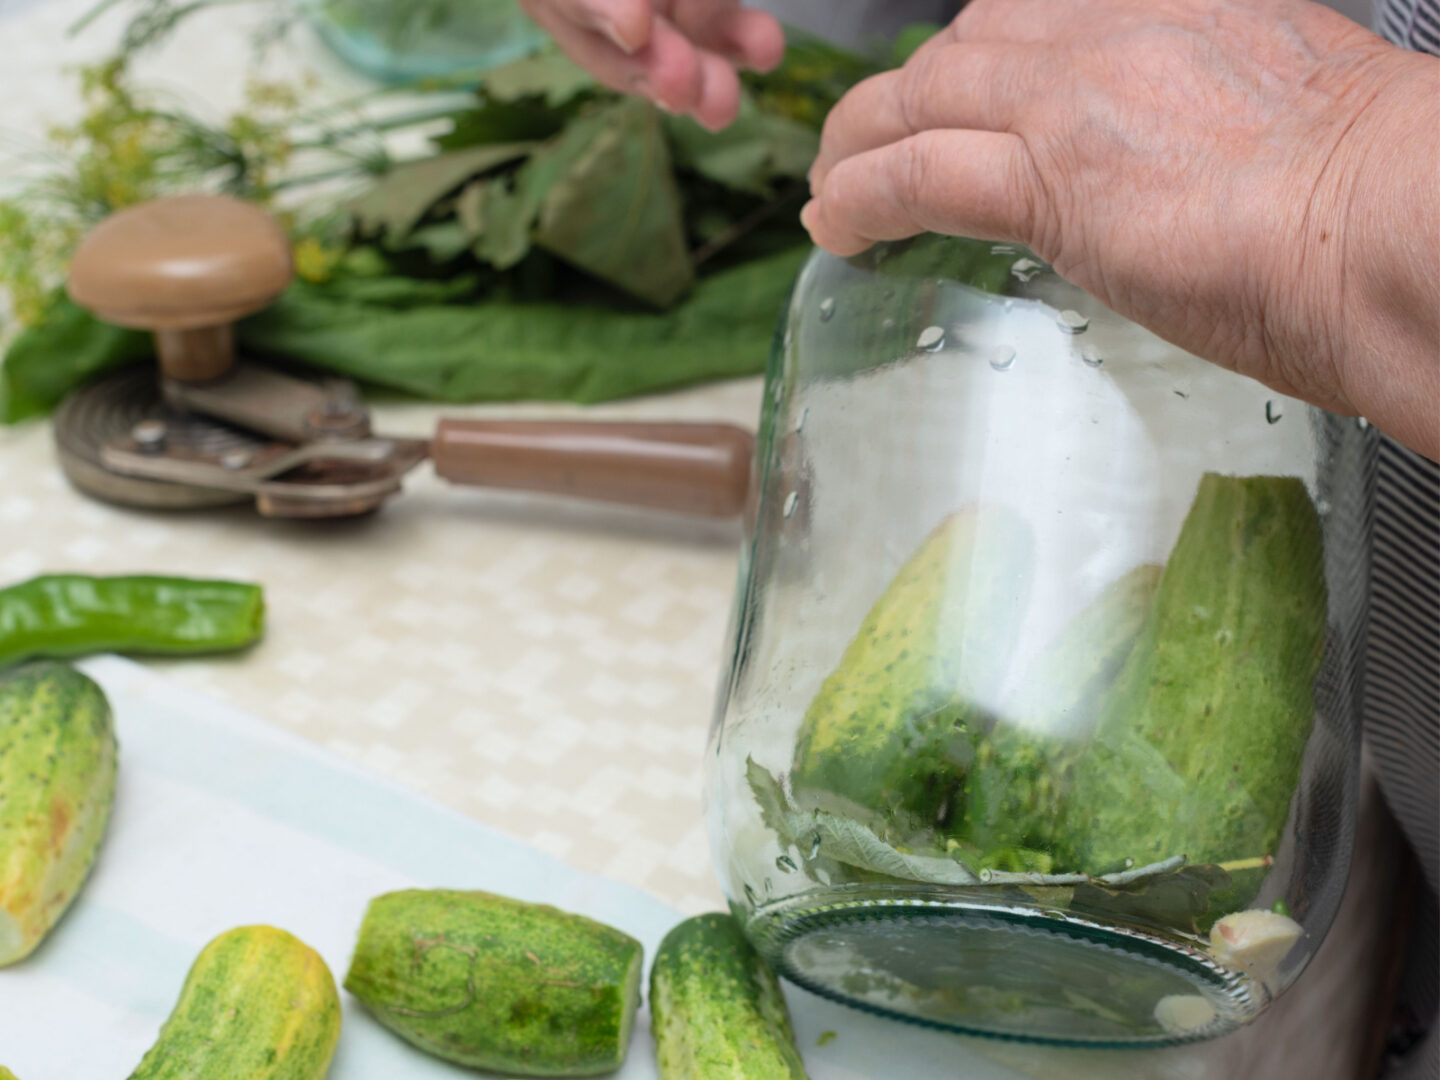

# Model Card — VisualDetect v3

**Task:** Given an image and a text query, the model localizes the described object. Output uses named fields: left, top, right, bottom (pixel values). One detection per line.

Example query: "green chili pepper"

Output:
left=0, top=574, right=264, bottom=668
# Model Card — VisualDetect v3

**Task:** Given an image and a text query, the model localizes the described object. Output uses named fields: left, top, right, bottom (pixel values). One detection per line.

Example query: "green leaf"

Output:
left=814, top=814, right=981, bottom=886
left=432, top=51, right=595, bottom=150
left=529, top=98, right=693, bottom=307
left=1, top=246, right=804, bottom=421
left=0, top=295, right=150, bottom=423
left=236, top=244, right=805, bottom=403
left=309, top=271, right=481, bottom=307
left=400, top=220, right=473, bottom=263
left=746, top=758, right=980, bottom=887
left=480, top=51, right=595, bottom=105
left=746, top=757, right=796, bottom=841
left=459, top=175, right=536, bottom=269
left=351, top=143, right=535, bottom=239
left=665, top=99, right=819, bottom=196
left=454, top=180, right=486, bottom=238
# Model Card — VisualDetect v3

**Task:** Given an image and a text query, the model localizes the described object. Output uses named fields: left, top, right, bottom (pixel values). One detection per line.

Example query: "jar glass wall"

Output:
left=705, top=235, right=1365, bottom=1047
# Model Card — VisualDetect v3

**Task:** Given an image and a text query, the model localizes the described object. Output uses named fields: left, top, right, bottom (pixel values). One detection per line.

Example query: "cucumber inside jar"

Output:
left=742, top=471, right=1325, bottom=1043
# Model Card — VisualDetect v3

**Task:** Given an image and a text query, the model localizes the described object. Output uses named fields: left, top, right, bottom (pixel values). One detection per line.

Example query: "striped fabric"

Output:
left=1369, top=8, right=1439, bottom=1079
left=1377, top=0, right=1440, bottom=52
left=1369, top=439, right=1440, bottom=1080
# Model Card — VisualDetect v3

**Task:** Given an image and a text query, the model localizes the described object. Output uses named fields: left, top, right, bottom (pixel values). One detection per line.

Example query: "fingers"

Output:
left=525, top=0, right=655, bottom=52
left=809, top=41, right=1039, bottom=192
left=694, top=50, right=743, bottom=130
left=520, top=0, right=762, bottom=128
left=679, top=5, right=785, bottom=72
left=802, top=129, right=1045, bottom=256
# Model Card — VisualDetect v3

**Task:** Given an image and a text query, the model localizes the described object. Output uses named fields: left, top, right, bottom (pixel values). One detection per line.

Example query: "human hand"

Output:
left=802, top=0, right=1440, bottom=456
left=516, top=0, right=785, bottom=129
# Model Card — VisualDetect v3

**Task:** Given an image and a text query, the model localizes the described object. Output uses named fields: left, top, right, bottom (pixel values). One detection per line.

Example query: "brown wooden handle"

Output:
left=430, top=419, right=755, bottom=518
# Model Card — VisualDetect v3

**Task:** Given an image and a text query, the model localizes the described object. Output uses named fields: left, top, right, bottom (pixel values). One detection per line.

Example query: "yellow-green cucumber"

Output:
left=0, top=661, right=117, bottom=965
left=953, top=563, right=1164, bottom=873
left=789, top=506, right=1034, bottom=834
left=1071, top=473, right=1327, bottom=871
left=650, top=913, right=809, bottom=1080
left=129, top=925, right=341, bottom=1079
left=1001, top=563, right=1163, bottom=739
left=344, top=889, right=643, bottom=1077
left=0, top=1067, right=19, bottom=1079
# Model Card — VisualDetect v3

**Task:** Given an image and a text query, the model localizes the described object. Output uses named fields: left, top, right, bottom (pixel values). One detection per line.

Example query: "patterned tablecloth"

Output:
left=0, top=4, right=1407, bottom=1076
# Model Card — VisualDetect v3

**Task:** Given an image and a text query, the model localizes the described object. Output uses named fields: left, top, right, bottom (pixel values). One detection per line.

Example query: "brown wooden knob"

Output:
left=68, top=194, right=292, bottom=382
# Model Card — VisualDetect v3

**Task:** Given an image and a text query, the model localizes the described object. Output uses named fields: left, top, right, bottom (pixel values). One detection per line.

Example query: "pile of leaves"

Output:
left=0, top=7, right=937, bottom=422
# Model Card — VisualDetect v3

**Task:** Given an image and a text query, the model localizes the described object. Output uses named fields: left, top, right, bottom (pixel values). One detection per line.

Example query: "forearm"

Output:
left=1320, top=51, right=1440, bottom=458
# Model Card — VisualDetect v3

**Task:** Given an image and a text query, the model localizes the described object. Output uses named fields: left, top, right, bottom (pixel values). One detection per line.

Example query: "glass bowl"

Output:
left=304, top=0, right=548, bottom=83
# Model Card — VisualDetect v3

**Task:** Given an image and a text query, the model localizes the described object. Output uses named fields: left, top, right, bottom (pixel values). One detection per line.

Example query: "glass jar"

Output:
left=706, top=235, right=1365, bottom=1047
left=304, top=0, right=547, bottom=83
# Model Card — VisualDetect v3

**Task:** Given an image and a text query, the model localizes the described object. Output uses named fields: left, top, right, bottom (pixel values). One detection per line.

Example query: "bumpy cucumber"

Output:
left=954, top=563, right=1164, bottom=872
left=789, top=506, right=1034, bottom=834
left=1003, top=563, right=1163, bottom=739
left=129, top=925, right=340, bottom=1079
left=1071, top=473, right=1327, bottom=871
left=0, top=662, right=117, bottom=965
left=650, top=913, right=808, bottom=1080
left=344, top=889, right=643, bottom=1077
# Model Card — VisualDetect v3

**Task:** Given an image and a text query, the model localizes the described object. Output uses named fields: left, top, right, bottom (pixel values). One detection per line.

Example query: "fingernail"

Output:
left=800, top=199, right=819, bottom=232
left=629, top=73, right=680, bottom=114
left=594, top=14, right=635, bottom=53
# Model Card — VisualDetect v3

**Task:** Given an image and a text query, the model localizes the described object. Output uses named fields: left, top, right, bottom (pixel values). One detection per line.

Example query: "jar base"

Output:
left=748, top=888, right=1263, bottom=1048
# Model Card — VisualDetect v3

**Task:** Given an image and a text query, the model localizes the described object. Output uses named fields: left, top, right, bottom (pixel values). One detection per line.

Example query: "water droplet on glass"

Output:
left=783, top=491, right=799, bottom=518
left=1265, top=400, right=1283, bottom=425
left=776, top=854, right=798, bottom=874
left=794, top=406, right=808, bottom=434
left=1002, top=299, right=1015, bottom=311
left=1215, top=628, right=1234, bottom=646
left=989, top=345, right=1016, bottom=371
left=991, top=243, right=1016, bottom=255
left=772, top=379, right=783, bottom=403
left=743, top=884, right=759, bottom=907
left=1057, top=309, right=1089, bottom=334
left=818, top=296, right=836, bottom=322
left=1010, top=257, right=1043, bottom=282
left=917, top=325, right=945, bottom=351
left=1357, top=416, right=1369, bottom=430
left=808, top=832, right=822, bottom=860
left=881, top=317, right=895, bottom=332
left=1080, top=344, right=1104, bottom=367
left=1315, top=497, right=1332, bottom=515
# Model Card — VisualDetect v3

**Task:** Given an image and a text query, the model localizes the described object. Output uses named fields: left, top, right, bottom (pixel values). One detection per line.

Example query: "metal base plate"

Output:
left=53, top=367, right=419, bottom=517
left=54, top=367, right=257, bottom=511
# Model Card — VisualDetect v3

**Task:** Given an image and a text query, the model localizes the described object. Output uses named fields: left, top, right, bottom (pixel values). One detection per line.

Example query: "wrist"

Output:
left=1305, top=52, right=1440, bottom=457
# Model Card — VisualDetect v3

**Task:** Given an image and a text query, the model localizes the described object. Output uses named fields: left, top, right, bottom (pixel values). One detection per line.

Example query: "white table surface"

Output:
left=0, top=3, right=1405, bottom=1076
